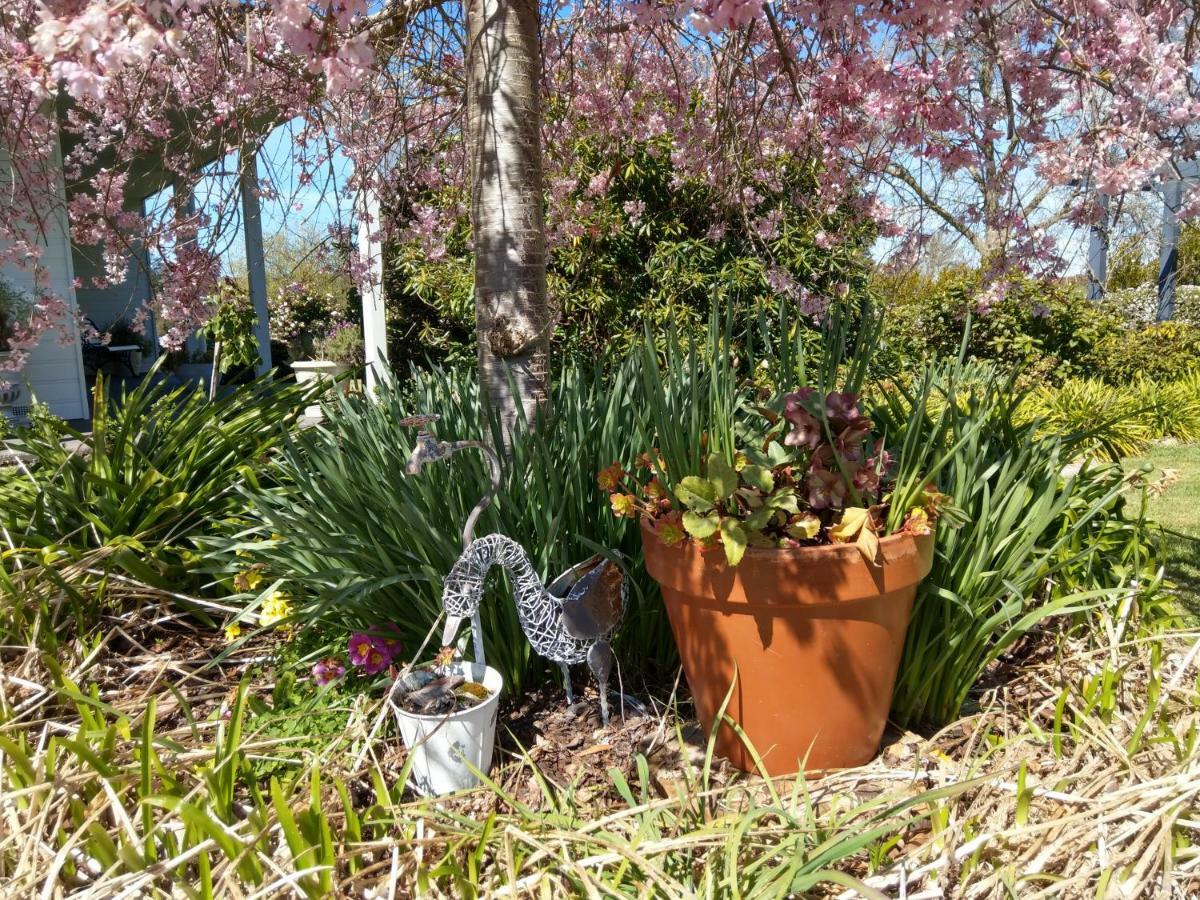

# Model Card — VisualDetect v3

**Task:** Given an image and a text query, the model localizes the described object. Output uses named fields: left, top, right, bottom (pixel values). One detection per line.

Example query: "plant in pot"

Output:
left=604, top=335, right=961, bottom=775
left=293, top=321, right=363, bottom=418
left=389, top=644, right=502, bottom=797
left=298, top=629, right=500, bottom=798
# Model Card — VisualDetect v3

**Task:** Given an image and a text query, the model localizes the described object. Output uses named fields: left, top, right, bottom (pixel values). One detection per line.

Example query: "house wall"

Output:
left=0, top=140, right=90, bottom=422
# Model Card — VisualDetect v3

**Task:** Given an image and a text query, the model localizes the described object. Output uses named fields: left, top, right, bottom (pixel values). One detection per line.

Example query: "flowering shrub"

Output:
left=1102, top=283, right=1200, bottom=328
left=603, top=389, right=951, bottom=566
left=269, top=279, right=350, bottom=361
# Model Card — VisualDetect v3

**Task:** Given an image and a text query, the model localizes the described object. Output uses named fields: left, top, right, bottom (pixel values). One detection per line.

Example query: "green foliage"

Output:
left=874, top=361, right=1163, bottom=727
left=876, top=269, right=1119, bottom=383
left=200, top=279, right=261, bottom=373
left=209, top=359, right=673, bottom=693
left=1106, top=234, right=1156, bottom=291
left=1090, top=320, right=1200, bottom=383
left=1019, top=374, right=1200, bottom=459
left=314, top=321, right=364, bottom=366
left=387, top=145, right=873, bottom=368
left=0, top=371, right=308, bottom=636
left=0, top=275, right=30, bottom=349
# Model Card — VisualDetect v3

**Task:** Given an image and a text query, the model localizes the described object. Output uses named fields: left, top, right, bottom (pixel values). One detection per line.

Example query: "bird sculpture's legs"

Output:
left=587, top=641, right=615, bottom=727
left=560, top=662, right=575, bottom=705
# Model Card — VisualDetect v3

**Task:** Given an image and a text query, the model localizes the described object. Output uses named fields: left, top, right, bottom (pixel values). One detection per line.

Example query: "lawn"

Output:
left=1128, top=443, right=1200, bottom=614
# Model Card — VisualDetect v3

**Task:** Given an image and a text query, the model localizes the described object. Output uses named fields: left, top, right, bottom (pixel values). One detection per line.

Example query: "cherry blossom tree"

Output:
left=2, top=0, right=1198, bottom=419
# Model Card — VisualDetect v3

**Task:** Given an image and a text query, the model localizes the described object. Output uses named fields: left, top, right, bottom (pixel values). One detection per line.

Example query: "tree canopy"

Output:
left=2, top=0, right=1198, bottom=366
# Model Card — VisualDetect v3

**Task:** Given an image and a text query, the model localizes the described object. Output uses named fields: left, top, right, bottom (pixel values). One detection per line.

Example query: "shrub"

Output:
left=1102, top=283, right=1200, bottom=327
left=876, top=269, right=1119, bottom=383
left=1017, top=378, right=1155, bottom=459
left=315, top=321, right=365, bottom=366
left=1090, top=320, right=1200, bottom=384
left=387, top=144, right=874, bottom=369
left=1018, top=373, right=1200, bottom=458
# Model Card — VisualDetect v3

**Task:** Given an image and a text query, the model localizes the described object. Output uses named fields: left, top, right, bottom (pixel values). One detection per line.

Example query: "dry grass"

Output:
left=3, top=597, right=1200, bottom=898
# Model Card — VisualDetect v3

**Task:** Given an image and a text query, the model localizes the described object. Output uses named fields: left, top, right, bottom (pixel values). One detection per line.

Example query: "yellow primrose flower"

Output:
left=224, top=623, right=242, bottom=642
left=259, top=591, right=294, bottom=627
left=233, top=568, right=263, bottom=591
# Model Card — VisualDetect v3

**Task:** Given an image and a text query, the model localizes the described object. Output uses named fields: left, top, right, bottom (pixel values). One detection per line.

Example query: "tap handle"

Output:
left=398, top=413, right=441, bottom=430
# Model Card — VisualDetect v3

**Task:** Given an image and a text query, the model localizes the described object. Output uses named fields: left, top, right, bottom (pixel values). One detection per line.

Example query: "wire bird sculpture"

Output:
left=402, top=416, right=627, bottom=725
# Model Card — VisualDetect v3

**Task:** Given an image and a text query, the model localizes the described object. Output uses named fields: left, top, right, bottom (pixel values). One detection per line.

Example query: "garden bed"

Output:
left=4, top=596, right=1199, bottom=897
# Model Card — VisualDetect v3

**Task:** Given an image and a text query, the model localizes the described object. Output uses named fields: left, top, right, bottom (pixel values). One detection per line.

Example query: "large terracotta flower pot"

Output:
left=642, top=521, right=934, bottom=775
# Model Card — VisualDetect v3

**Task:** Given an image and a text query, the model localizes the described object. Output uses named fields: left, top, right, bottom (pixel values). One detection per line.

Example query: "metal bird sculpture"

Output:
left=403, top=416, right=627, bottom=724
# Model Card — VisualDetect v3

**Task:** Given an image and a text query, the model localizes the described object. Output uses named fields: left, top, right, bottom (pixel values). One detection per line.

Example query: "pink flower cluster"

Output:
left=1, top=0, right=1198, bottom=376
left=346, top=629, right=402, bottom=675
left=782, top=389, right=892, bottom=509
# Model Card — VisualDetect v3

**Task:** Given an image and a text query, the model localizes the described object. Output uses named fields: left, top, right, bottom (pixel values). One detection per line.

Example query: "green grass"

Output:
left=1127, top=443, right=1200, bottom=614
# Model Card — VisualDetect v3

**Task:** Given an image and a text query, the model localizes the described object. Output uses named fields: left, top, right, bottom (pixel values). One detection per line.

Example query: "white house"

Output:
left=2, top=115, right=390, bottom=429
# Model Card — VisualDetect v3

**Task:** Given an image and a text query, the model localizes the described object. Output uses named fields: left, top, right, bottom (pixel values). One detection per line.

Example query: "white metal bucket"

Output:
left=392, top=662, right=503, bottom=797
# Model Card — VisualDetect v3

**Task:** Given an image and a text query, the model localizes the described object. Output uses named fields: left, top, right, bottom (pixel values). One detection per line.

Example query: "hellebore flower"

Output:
left=610, top=493, right=637, bottom=518
left=783, top=407, right=822, bottom=449
left=853, top=464, right=881, bottom=494
left=312, top=657, right=346, bottom=686
left=655, top=512, right=687, bottom=546
left=824, top=392, right=861, bottom=430
left=597, top=462, right=625, bottom=492
left=807, top=468, right=847, bottom=510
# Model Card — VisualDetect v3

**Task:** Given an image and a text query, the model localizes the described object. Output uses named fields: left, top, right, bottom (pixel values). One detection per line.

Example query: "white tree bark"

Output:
left=466, top=0, right=550, bottom=439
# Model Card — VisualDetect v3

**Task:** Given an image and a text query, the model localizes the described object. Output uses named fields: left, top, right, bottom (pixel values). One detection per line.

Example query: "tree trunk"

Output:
left=466, top=0, right=550, bottom=440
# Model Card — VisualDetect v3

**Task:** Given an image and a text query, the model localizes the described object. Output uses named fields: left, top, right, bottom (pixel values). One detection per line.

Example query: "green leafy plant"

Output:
left=874, top=360, right=1163, bottom=727
left=0, top=276, right=30, bottom=351
left=602, top=389, right=954, bottom=566
left=207, top=358, right=671, bottom=692
left=1017, top=373, right=1200, bottom=459
left=608, top=305, right=956, bottom=566
left=200, top=278, right=261, bottom=374
left=875, top=268, right=1120, bottom=384
left=0, top=371, right=308, bottom=634
left=1090, top=320, right=1200, bottom=384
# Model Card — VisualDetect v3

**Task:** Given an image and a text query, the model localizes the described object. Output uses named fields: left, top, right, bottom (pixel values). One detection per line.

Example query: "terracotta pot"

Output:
left=641, top=521, right=934, bottom=775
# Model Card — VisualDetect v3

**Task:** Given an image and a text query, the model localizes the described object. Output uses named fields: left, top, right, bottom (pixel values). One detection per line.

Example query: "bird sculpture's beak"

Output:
left=441, top=614, right=466, bottom=649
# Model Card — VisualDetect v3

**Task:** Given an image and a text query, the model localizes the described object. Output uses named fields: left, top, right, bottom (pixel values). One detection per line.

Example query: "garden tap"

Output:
left=404, top=429, right=448, bottom=476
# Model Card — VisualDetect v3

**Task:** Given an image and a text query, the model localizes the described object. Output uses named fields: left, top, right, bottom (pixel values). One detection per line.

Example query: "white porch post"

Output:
left=356, top=157, right=395, bottom=394
left=1086, top=192, right=1108, bottom=301
left=240, top=146, right=272, bottom=377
